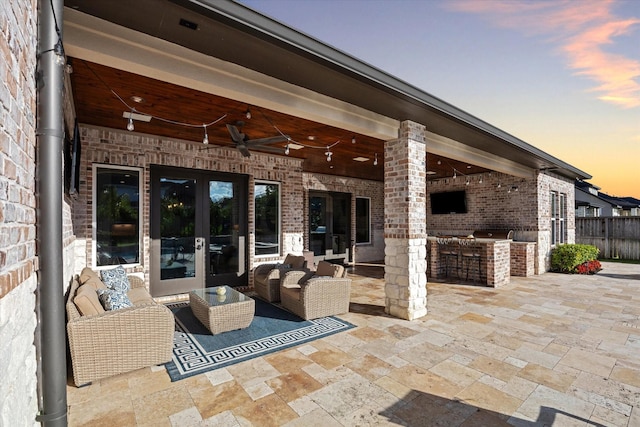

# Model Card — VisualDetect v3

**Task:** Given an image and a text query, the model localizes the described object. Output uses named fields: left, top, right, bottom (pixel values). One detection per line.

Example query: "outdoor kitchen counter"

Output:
left=426, top=236, right=511, bottom=287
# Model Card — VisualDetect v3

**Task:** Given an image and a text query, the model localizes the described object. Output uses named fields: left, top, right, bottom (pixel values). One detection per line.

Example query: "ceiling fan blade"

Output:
left=245, top=135, right=290, bottom=146
left=226, top=124, right=244, bottom=143
left=237, top=144, right=251, bottom=157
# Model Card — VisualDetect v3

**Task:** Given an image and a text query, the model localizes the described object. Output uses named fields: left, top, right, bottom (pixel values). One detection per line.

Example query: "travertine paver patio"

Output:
left=66, top=261, right=640, bottom=426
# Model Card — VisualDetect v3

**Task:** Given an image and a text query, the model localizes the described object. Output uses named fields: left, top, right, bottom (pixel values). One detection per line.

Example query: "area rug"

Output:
left=165, top=297, right=355, bottom=381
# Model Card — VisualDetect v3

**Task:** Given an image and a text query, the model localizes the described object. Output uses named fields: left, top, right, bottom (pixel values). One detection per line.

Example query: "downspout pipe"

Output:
left=36, top=0, right=68, bottom=425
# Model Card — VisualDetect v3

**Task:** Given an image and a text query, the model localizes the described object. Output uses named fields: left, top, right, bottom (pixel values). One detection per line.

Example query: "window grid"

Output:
left=551, top=191, right=567, bottom=245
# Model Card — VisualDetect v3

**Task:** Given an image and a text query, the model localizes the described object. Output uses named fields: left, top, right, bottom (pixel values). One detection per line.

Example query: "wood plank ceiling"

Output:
left=69, top=58, right=490, bottom=182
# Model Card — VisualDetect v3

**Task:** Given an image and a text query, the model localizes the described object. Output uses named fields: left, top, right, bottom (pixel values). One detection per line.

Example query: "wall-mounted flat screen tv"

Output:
left=430, top=190, right=467, bottom=214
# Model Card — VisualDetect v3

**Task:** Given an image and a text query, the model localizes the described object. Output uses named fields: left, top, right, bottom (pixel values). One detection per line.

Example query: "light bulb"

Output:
left=54, top=40, right=65, bottom=66
left=285, top=144, right=290, bottom=155
left=327, top=153, right=332, bottom=162
left=351, top=137, right=356, bottom=144
left=374, top=153, right=378, bottom=166
left=245, top=109, right=251, bottom=119
left=479, top=176, right=483, bottom=183
left=127, top=117, right=134, bottom=131
left=453, top=170, right=457, bottom=179
left=203, top=126, right=209, bottom=144
left=466, top=179, right=470, bottom=186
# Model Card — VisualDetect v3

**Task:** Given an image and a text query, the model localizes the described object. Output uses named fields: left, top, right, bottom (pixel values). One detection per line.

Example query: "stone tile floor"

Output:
left=67, top=261, right=640, bottom=426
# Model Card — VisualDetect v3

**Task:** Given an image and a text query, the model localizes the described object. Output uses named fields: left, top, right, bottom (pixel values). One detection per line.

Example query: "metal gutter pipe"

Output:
left=36, top=0, right=68, bottom=425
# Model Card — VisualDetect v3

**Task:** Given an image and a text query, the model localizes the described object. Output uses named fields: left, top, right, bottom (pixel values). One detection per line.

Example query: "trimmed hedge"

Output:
left=551, top=244, right=600, bottom=273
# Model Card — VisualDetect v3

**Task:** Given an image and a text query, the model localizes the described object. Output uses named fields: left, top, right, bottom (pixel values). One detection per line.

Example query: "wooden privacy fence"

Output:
left=576, top=217, right=640, bottom=260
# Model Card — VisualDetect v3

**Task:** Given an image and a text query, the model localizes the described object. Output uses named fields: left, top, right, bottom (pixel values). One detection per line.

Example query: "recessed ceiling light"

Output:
left=467, top=165, right=472, bottom=169
left=426, top=171, right=436, bottom=175
left=130, top=96, right=145, bottom=104
left=353, top=157, right=369, bottom=162
left=307, top=136, right=315, bottom=140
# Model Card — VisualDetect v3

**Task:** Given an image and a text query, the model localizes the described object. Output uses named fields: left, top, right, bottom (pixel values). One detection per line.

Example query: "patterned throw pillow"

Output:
left=97, top=288, right=133, bottom=311
left=100, top=265, right=130, bottom=293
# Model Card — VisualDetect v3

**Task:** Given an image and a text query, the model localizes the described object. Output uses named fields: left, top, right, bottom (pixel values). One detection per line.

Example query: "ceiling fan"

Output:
left=224, top=121, right=290, bottom=157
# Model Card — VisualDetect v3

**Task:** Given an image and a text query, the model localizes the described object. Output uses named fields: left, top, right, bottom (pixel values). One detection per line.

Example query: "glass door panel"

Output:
left=159, top=178, right=196, bottom=280
left=332, top=194, right=350, bottom=255
left=309, top=195, right=327, bottom=256
left=207, top=180, right=243, bottom=282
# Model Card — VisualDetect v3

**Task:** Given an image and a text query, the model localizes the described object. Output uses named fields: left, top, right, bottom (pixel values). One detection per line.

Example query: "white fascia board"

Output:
left=426, top=131, right=535, bottom=179
left=63, top=8, right=399, bottom=141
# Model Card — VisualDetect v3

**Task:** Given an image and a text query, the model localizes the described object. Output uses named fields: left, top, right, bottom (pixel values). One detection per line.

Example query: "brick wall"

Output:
left=427, top=171, right=537, bottom=235
left=74, top=126, right=385, bottom=279
left=511, top=242, right=536, bottom=276
left=536, top=172, right=575, bottom=271
left=427, top=169, right=575, bottom=274
left=0, top=0, right=39, bottom=424
left=75, top=126, right=306, bottom=275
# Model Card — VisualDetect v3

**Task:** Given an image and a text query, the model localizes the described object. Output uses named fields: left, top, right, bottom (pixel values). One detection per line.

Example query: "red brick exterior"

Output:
left=73, top=126, right=385, bottom=278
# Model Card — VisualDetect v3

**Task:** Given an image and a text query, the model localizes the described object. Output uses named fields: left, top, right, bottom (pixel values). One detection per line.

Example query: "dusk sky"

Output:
left=240, top=0, right=640, bottom=198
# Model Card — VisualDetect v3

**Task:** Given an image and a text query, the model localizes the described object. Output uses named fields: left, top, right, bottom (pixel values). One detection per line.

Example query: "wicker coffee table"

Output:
left=189, top=286, right=255, bottom=334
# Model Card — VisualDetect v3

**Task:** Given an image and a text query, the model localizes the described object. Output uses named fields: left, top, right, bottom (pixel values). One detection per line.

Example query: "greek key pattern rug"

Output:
left=165, top=298, right=355, bottom=381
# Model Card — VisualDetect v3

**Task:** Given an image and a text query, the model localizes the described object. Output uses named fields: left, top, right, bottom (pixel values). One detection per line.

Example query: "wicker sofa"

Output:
left=253, top=253, right=307, bottom=302
left=66, top=268, right=174, bottom=386
left=280, top=261, right=351, bottom=320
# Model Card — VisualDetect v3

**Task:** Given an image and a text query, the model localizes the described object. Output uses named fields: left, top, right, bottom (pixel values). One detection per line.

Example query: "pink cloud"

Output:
left=447, top=0, right=640, bottom=108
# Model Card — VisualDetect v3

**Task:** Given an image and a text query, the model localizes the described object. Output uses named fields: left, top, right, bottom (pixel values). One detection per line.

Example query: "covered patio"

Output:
left=66, top=262, right=640, bottom=426
left=61, top=0, right=589, bottom=320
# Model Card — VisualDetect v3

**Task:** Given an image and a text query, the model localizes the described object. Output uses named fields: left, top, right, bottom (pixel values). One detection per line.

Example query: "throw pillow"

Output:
left=97, top=288, right=133, bottom=311
left=74, top=284, right=106, bottom=316
left=100, top=265, right=130, bottom=293
left=283, top=254, right=305, bottom=269
left=79, top=267, right=108, bottom=290
left=316, top=261, right=341, bottom=277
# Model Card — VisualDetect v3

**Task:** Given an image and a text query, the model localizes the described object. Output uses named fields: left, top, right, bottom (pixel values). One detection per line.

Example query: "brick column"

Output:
left=384, top=121, right=427, bottom=320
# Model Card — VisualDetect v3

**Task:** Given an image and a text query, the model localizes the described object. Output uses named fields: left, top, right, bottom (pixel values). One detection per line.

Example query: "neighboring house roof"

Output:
left=599, top=193, right=640, bottom=210
left=64, top=0, right=591, bottom=181
left=575, top=181, right=640, bottom=210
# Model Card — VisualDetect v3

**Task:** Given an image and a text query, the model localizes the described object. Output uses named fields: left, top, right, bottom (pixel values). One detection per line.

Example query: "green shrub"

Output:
left=551, top=244, right=600, bottom=273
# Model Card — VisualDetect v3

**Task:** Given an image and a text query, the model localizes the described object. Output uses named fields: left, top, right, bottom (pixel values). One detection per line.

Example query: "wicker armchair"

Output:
left=66, top=272, right=174, bottom=386
left=280, top=261, right=351, bottom=320
left=253, top=253, right=307, bottom=302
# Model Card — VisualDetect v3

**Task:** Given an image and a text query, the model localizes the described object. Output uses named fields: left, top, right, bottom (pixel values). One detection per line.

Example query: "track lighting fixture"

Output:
left=351, top=136, right=356, bottom=144
left=453, top=169, right=457, bottom=179
left=245, top=109, right=251, bottom=120
left=466, top=178, right=470, bottom=186
left=127, top=117, right=134, bottom=132
left=374, top=153, right=378, bottom=166
left=285, top=144, right=290, bottom=155
left=479, top=175, right=483, bottom=184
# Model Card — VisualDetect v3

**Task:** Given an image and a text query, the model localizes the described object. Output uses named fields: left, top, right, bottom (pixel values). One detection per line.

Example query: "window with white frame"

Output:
left=94, top=165, right=141, bottom=267
left=551, top=191, right=566, bottom=245
left=355, top=197, right=371, bottom=244
left=254, top=181, right=280, bottom=256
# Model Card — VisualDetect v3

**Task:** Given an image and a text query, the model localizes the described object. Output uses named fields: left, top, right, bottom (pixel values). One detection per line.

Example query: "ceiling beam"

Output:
left=426, top=131, right=535, bottom=179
